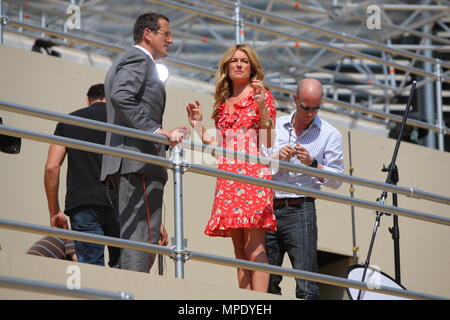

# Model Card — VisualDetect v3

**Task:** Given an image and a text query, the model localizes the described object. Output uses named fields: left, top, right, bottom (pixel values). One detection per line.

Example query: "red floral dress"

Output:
left=204, top=90, right=277, bottom=237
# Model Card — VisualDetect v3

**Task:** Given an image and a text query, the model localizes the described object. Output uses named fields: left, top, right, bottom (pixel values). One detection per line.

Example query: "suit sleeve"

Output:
left=110, top=56, right=161, bottom=133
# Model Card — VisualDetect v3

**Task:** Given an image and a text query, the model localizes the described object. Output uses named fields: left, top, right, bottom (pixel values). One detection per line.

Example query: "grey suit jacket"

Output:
left=101, top=47, right=168, bottom=183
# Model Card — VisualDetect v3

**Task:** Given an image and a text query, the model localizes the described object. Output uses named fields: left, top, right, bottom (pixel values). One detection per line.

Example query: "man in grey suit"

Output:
left=101, top=12, right=188, bottom=272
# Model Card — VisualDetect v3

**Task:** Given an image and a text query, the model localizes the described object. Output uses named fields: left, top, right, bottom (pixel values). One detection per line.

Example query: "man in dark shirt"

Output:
left=44, top=84, right=120, bottom=267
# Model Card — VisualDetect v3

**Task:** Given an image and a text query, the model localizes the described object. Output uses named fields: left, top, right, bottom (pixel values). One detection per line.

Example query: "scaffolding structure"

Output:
left=1, top=0, right=449, bottom=149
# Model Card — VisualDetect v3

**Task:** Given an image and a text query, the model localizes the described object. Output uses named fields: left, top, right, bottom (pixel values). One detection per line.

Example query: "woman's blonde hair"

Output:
left=212, top=44, right=265, bottom=120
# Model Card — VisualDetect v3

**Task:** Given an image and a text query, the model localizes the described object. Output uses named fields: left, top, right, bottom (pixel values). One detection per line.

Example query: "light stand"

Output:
left=356, top=81, right=417, bottom=300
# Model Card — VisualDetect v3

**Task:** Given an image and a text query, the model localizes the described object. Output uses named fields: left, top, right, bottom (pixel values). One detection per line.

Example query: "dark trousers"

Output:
left=110, top=173, right=164, bottom=273
left=69, top=205, right=120, bottom=267
left=265, top=201, right=320, bottom=300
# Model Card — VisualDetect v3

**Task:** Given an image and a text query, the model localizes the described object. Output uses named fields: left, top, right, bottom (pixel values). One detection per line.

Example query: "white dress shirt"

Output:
left=268, top=112, right=344, bottom=199
left=134, top=45, right=155, bottom=62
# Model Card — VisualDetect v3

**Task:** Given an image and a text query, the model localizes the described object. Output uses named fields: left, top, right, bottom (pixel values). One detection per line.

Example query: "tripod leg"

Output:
left=388, top=193, right=401, bottom=285
left=357, top=213, right=382, bottom=300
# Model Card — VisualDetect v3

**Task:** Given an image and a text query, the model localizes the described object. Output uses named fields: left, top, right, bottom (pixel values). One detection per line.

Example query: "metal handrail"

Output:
left=0, top=218, right=446, bottom=300
left=0, top=124, right=449, bottom=226
left=186, top=163, right=450, bottom=225
left=0, top=112, right=448, bottom=300
left=0, top=275, right=134, bottom=300
left=1, top=100, right=449, bottom=205
left=3, top=21, right=449, bottom=134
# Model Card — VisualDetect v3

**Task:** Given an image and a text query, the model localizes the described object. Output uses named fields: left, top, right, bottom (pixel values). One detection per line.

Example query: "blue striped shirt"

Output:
left=268, top=112, right=344, bottom=199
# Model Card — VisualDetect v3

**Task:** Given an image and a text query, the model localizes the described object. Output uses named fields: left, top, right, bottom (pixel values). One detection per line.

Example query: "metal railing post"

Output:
left=171, top=144, right=187, bottom=279
left=0, top=0, right=4, bottom=44
left=422, top=22, right=436, bottom=149
left=234, top=0, right=242, bottom=44
left=435, top=60, right=445, bottom=151
left=18, top=4, right=23, bottom=33
left=348, top=132, right=358, bottom=265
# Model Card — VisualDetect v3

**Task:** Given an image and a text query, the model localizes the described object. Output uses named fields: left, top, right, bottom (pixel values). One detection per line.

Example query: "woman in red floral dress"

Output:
left=186, top=44, right=276, bottom=292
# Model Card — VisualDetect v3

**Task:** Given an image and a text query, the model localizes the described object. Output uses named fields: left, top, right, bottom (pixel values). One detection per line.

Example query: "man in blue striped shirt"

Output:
left=265, top=78, right=344, bottom=300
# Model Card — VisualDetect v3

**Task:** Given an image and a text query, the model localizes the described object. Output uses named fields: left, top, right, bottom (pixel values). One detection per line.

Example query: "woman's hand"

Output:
left=186, top=100, right=215, bottom=145
left=251, top=79, right=274, bottom=138
left=186, top=100, right=203, bottom=128
left=250, top=79, right=266, bottom=106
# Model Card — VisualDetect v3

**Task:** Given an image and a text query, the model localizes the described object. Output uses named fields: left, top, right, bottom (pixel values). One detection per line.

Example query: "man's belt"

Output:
left=273, top=197, right=315, bottom=209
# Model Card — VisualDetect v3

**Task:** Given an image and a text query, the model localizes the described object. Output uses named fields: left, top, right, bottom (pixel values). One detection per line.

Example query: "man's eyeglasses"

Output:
left=299, top=103, right=320, bottom=112
left=156, top=31, right=172, bottom=40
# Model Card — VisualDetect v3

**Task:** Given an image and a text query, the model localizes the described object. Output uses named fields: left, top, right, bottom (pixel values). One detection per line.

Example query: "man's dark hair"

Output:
left=133, top=12, right=169, bottom=44
left=87, top=83, right=105, bottom=102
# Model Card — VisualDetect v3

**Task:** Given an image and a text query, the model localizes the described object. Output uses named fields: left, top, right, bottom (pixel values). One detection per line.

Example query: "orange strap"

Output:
left=142, top=174, right=153, bottom=271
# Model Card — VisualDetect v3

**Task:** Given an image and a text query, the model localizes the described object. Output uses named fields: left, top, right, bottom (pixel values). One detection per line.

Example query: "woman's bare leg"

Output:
left=244, top=228, right=269, bottom=292
left=230, top=228, right=251, bottom=290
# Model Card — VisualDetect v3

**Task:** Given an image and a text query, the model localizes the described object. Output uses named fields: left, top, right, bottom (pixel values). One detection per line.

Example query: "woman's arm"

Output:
left=186, top=100, right=216, bottom=146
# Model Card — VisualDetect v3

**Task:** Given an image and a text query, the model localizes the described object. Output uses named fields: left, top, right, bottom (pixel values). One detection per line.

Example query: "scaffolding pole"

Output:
left=435, top=61, right=445, bottom=151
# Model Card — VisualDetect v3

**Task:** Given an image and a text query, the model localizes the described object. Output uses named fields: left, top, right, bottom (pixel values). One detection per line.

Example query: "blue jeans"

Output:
left=68, top=205, right=120, bottom=267
left=265, top=201, right=320, bottom=300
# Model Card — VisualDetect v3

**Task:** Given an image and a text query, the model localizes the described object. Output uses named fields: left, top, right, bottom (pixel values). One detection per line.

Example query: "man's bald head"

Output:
left=297, top=78, right=323, bottom=101
left=294, top=78, right=323, bottom=116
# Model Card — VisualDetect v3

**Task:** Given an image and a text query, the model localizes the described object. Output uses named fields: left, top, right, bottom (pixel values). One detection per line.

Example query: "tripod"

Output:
left=356, top=81, right=417, bottom=300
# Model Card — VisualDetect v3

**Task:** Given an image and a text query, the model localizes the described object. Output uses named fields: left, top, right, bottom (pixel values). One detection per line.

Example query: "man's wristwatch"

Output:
left=310, top=158, right=318, bottom=168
